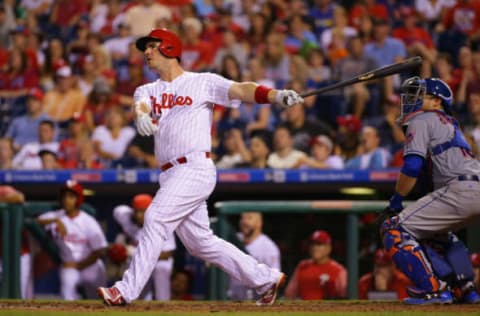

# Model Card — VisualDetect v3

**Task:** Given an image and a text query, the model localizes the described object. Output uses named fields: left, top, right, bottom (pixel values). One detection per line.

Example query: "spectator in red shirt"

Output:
left=170, top=270, right=194, bottom=300
left=440, top=0, right=480, bottom=38
left=284, top=230, right=347, bottom=300
left=392, top=7, right=437, bottom=73
left=358, top=249, right=412, bottom=300
left=49, top=0, right=89, bottom=41
left=181, top=17, right=213, bottom=71
left=0, top=47, right=38, bottom=99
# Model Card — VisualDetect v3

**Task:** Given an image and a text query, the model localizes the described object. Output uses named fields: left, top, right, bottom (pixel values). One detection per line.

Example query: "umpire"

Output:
left=380, top=76, right=480, bottom=305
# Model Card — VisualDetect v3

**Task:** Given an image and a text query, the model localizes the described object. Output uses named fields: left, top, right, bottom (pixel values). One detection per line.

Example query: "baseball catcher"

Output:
left=380, top=76, right=480, bottom=305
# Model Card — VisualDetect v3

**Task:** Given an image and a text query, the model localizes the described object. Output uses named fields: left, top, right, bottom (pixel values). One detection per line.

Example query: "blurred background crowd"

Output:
left=1, top=0, right=480, bottom=172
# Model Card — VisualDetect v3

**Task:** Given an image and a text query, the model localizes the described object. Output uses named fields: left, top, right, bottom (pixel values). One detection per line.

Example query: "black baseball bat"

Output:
left=300, top=56, right=423, bottom=98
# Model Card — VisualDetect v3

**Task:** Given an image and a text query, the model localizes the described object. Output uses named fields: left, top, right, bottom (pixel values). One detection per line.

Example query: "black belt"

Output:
left=458, top=175, right=479, bottom=182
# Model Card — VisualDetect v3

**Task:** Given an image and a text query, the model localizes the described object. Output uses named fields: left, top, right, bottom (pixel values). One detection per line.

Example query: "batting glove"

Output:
left=136, top=112, right=158, bottom=136
left=275, top=90, right=304, bottom=108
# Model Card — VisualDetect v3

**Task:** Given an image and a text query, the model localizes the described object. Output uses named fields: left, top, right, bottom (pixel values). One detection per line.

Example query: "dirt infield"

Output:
left=0, top=300, right=479, bottom=314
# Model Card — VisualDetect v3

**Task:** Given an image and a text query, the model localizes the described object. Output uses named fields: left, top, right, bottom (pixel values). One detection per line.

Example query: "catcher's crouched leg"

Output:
left=381, top=216, right=442, bottom=294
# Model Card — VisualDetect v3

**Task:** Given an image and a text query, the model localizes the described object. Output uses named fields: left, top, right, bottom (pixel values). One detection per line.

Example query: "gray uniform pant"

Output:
left=398, top=180, right=480, bottom=239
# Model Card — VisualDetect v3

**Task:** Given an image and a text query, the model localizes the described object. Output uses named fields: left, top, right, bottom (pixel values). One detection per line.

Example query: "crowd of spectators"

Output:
left=1, top=0, right=480, bottom=171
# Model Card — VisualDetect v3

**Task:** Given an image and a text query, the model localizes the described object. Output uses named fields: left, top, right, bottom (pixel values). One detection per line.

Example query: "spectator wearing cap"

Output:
left=336, top=114, right=362, bottom=161
left=181, top=17, right=213, bottom=71
left=345, top=125, right=391, bottom=169
left=43, top=66, right=86, bottom=122
left=358, top=249, right=412, bottom=300
left=124, top=0, right=172, bottom=37
left=5, top=88, right=51, bottom=150
left=267, top=126, right=307, bottom=169
left=92, top=107, right=135, bottom=167
left=333, top=36, right=379, bottom=118
left=297, top=135, right=344, bottom=169
left=12, top=119, right=59, bottom=169
left=0, top=138, right=14, bottom=170
left=349, top=0, right=389, bottom=30
left=285, top=230, right=347, bottom=300
left=364, top=18, right=406, bottom=100
left=392, top=7, right=437, bottom=69
left=234, top=130, right=272, bottom=169
left=472, top=253, right=480, bottom=288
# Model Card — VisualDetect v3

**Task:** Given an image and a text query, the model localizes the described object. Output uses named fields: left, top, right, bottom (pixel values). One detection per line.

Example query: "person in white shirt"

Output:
left=92, top=107, right=136, bottom=166
left=37, top=181, right=107, bottom=300
left=267, top=126, right=307, bottom=168
left=12, top=119, right=59, bottom=170
left=297, top=135, right=344, bottom=169
left=228, top=212, right=281, bottom=300
left=113, top=194, right=176, bottom=301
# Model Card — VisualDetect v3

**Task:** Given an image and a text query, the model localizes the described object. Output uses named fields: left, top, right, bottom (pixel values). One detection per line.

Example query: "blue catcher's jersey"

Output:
left=403, top=111, right=480, bottom=189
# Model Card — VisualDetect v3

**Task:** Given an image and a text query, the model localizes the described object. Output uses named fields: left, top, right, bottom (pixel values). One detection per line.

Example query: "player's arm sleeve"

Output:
left=204, top=73, right=238, bottom=108
left=401, top=154, right=425, bottom=178
left=403, top=118, right=430, bottom=158
left=284, top=265, right=299, bottom=299
left=113, top=205, right=139, bottom=240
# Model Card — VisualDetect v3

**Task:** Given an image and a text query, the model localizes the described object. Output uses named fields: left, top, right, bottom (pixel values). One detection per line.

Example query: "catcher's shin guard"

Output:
left=382, top=217, right=441, bottom=293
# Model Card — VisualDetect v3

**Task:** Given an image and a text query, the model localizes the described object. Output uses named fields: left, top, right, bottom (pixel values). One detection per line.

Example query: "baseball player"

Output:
left=37, top=180, right=107, bottom=300
left=380, top=76, right=480, bottom=304
left=284, top=230, right=347, bottom=300
left=113, top=193, right=176, bottom=301
left=97, top=28, right=299, bottom=306
left=228, top=212, right=281, bottom=300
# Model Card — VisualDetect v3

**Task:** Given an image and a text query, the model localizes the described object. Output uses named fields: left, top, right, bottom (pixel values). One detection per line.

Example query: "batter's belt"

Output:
left=160, top=152, right=211, bottom=171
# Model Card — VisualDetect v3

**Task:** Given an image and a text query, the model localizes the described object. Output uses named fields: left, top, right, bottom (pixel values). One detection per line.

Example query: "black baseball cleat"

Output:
left=256, top=273, right=287, bottom=306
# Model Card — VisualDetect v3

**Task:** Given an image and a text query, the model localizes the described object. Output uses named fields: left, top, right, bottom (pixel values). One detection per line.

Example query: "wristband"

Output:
left=254, top=85, right=272, bottom=104
left=389, top=192, right=404, bottom=210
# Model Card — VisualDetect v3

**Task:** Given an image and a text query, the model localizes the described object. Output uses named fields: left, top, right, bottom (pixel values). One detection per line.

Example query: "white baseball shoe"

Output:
left=256, top=273, right=287, bottom=306
left=97, top=286, right=126, bottom=306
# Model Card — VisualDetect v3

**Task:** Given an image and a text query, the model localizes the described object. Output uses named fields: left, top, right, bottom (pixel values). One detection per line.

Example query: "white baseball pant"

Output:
left=61, top=260, right=106, bottom=300
left=115, top=154, right=281, bottom=302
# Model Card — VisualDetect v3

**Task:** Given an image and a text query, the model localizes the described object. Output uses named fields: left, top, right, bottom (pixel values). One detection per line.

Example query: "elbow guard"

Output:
left=401, top=154, right=425, bottom=178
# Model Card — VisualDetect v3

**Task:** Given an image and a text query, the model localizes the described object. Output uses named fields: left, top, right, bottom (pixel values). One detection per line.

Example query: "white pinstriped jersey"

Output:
left=134, top=72, right=239, bottom=165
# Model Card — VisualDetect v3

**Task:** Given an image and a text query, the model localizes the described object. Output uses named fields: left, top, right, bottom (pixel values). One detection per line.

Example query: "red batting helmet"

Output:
left=135, top=28, right=182, bottom=59
left=108, top=243, right=128, bottom=264
left=132, top=194, right=153, bottom=211
left=60, top=180, right=84, bottom=207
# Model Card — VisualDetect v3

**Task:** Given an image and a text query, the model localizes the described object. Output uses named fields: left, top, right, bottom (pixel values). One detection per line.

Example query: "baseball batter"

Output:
left=381, top=77, right=480, bottom=304
left=97, top=28, right=301, bottom=306
left=38, top=181, right=107, bottom=300
left=113, top=193, right=176, bottom=300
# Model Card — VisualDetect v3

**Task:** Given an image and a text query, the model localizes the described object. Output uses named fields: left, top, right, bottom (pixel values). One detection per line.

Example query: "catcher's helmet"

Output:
left=132, top=194, right=153, bottom=211
left=60, top=180, right=84, bottom=207
left=400, top=76, right=453, bottom=122
left=135, top=28, right=182, bottom=59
